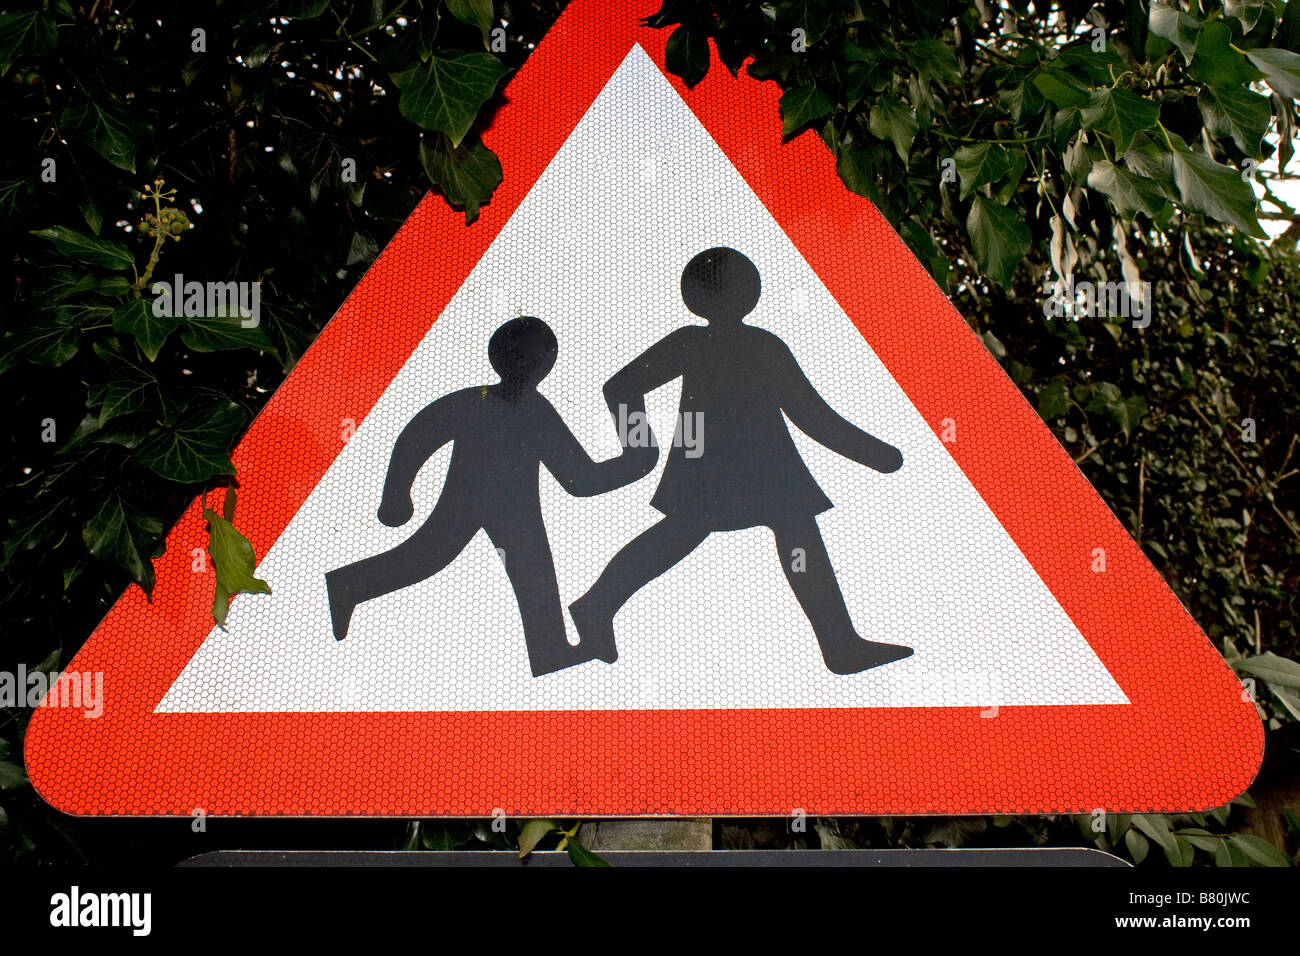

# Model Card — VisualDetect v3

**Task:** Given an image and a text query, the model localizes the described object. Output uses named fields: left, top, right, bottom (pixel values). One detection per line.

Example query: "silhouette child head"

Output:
left=681, top=247, right=761, bottom=325
left=489, top=316, right=557, bottom=400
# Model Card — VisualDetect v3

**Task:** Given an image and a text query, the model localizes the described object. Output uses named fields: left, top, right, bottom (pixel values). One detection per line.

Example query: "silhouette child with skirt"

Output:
left=570, top=248, right=913, bottom=674
left=326, top=316, right=657, bottom=677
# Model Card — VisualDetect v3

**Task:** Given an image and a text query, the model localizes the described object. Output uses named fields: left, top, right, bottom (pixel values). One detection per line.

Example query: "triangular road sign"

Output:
left=26, top=0, right=1261, bottom=817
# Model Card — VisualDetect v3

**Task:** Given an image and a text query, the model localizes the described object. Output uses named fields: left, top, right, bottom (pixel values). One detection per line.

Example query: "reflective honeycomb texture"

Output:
left=23, top=0, right=1262, bottom=817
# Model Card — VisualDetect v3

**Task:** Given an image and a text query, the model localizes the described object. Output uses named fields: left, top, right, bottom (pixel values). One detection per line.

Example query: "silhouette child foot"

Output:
left=568, top=596, right=619, bottom=665
left=325, top=571, right=356, bottom=642
left=820, top=637, right=913, bottom=675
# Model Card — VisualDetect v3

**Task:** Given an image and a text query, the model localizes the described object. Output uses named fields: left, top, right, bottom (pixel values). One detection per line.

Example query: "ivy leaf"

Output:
left=0, top=305, right=81, bottom=373
left=82, top=493, right=162, bottom=595
left=31, top=225, right=134, bottom=270
left=1087, top=161, right=1170, bottom=219
left=1080, top=87, right=1160, bottom=154
left=1149, top=3, right=1203, bottom=64
left=1055, top=41, right=1128, bottom=83
left=868, top=95, right=918, bottom=162
left=179, top=313, right=278, bottom=357
left=1168, top=135, right=1266, bottom=237
left=95, top=368, right=160, bottom=427
left=1037, top=377, right=1071, bottom=419
left=955, top=143, right=1012, bottom=200
left=445, top=0, right=494, bottom=48
left=1225, top=0, right=1266, bottom=33
left=61, top=97, right=140, bottom=172
left=1031, top=68, right=1091, bottom=108
left=664, top=25, right=709, bottom=87
left=967, top=196, right=1031, bottom=289
left=204, top=489, right=270, bottom=626
left=1245, top=47, right=1300, bottom=100
left=903, top=38, right=961, bottom=87
left=112, top=297, right=182, bottom=361
left=1188, top=21, right=1266, bottom=87
left=133, top=401, right=246, bottom=483
left=0, top=9, right=57, bottom=75
left=1123, top=132, right=1179, bottom=200
left=779, top=85, right=833, bottom=136
left=393, top=52, right=509, bottom=147
left=834, top=143, right=886, bottom=208
left=1199, top=86, right=1270, bottom=159
left=418, top=133, right=503, bottom=224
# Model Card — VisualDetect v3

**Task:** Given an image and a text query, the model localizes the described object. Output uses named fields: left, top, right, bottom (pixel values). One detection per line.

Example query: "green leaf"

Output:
left=779, top=85, right=833, bottom=136
left=178, top=313, right=278, bottom=356
left=1123, top=132, right=1179, bottom=199
left=1131, top=814, right=1179, bottom=854
left=1149, top=3, right=1203, bottom=63
left=664, top=25, right=709, bottom=87
left=517, top=819, right=558, bottom=858
left=1282, top=0, right=1300, bottom=52
left=1056, top=41, right=1128, bottom=83
left=393, top=52, right=509, bottom=147
left=1245, top=47, right=1300, bottom=99
left=955, top=143, right=1012, bottom=200
left=564, top=837, right=611, bottom=867
left=834, top=144, right=885, bottom=207
left=31, top=225, right=134, bottom=271
left=445, top=0, right=494, bottom=47
left=204, top=490, right=270, bottom=626
left=95, top=365, right=160, bottom=426
left=0, top=760, right=27, bottom=790
left=0, top=9, right=57, bottom=75
left=133, top=401, right=245, bottom=483
left=61, top=98, right=140, bottom=173
left=1225, top=0, right=1266, bottom=33
left=1228, top=834, right=1291, bottom=866
left=1080, top=87, right=1160, bottom=154
left=904, top=38, right=961, bottom=87
left=0, top=306, right=81, bottom=373
left=1109, top=395, right=1148, bottom=438
left=1124, top=827, right=1150, bottom=864
left=1168, top=136, right=1266, bottom=236
left=1088, top=161, right=1170, bottom=219
left=1031, top=68, right=1091, bottom=108
left=1199, top=86, right=1271, bottom=159
left=112, top=297, right=182, bottom=361
left=418, top=133, right=503, bottom=225
left=868, top=96, right=918, bottom=162
left=1188, top=21, right=1266, bottom=87
left=1038, top=378, right=1071, bottom=420
left=966, top=196, right=1031, bottom=289
left=1236, top=652, right=1300, bottom=689
left=82, top=493, right=162, bottom=594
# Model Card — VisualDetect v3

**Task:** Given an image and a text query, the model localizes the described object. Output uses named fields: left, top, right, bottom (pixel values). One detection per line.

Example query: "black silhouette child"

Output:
left=325, top=316, right=657, bottom=677
left=569, top=248, right=913, bottom=675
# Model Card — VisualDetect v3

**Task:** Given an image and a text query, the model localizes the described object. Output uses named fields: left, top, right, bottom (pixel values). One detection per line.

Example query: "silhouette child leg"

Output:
left=326, top=498, right=479, bottom=642
left=770, top=516, right=913, bottom=673
left=484, top=511, right=591, bottom=677
left=569, top=515, right=709, bottom=660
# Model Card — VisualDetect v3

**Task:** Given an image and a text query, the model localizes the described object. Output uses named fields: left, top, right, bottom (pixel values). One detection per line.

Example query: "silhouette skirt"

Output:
left=648, top=432, right=833, bottom=532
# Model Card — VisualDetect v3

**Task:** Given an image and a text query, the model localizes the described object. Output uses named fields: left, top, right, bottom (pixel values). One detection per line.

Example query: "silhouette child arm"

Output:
left=601, top=328, right=690, bottom=430
left=377, top=397, right=456, bottom=526
left=779, top=343, right=903, bottom=473
left=538, top=399, right=658, bottom=497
